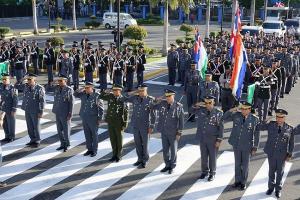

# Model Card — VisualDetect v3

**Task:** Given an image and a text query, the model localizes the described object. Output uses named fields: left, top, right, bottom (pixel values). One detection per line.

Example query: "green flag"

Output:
left=247, top=83, right=256, bottom=104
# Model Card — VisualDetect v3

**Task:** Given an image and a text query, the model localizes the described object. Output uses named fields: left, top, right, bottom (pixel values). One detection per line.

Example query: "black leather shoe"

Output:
left=232, top=182, right=241, bottom=188
left=240, top=184, right=247, bottom=191
left=109, top=157, right=116, bottom=162
left=207, top=174, right=215, bottom=182
left=115, top=157, right=121, bottom=162
left=31, top=142, right=40, bottom=148
left=137, top=163, right=146, bottom=169
left=0, top=181, right=7, bottom=188
left=1, top=138, right=9, bottom=142
left=280, top=95, right=284, bottom=98
left=160, top=166, right=169, bottom=173
left=199, top=173, right=208, bottom=179
left=63, top=147, right=68, bottom=152
left=133, top=161, right=141, bottom=166
left=168, top=168, right=173, bottom=174
left=7, top=138, right=14, bottom=143
left=275, top=191, right=281, bottom=198
left=90, top=152, right=97, bottom=157
left=83, top=151, right=92, bottom=156
left=26, top=142, right=34, bottom=146
left=56, top=146, right=64, bottom=151
left=266, top=188, right=274, bottom=195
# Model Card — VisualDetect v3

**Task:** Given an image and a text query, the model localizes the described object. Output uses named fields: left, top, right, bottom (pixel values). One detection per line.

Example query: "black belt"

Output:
left=221, top=87, right=231, bottom=91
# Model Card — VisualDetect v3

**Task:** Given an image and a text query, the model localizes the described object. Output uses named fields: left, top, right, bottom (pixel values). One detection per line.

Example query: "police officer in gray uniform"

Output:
left=223, top=101, right=260, bottom=190
left=52, top=75, right=75, bottom=152
left=191, top=96, right=224, bottom=181
left=280, top=46, right=293, bottom=97
left=74, top=82, right=104, bottom=157
left=199, top=72, right=220, bottom=105
left=153, top=89, right=184, bottom=174
left=261, top=109, right=295, bottom=198
left=0, top=74, right=18, bottom=142
left=59, top=50, right=73, bottom=84
left=167, top=44, right=179, bottom=86
left=184, top=61, right=201, bottom=122
left=21, top=74, right=45, bottom=148
left=123, top=84, right=156, bottom=168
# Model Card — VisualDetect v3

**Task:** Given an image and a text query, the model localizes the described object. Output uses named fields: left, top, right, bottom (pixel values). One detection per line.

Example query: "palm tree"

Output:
left=250, top=0, right=255, bottom=25
left=205, top=0, right=210, bottom=38
left=263, top=0, right=267, bottom=20
left=231, top=0, right=237, bottom=29
left=152, top=0, right=189, bottom=56
left=110, top=0, right=114, bottom=12
left=72, top=0, right=77, bottom=30
left=32, top=0, right=39, bottom=34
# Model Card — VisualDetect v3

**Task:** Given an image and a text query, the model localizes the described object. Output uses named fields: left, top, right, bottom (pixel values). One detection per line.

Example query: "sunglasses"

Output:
left=205, top=101, right=213, bottom=105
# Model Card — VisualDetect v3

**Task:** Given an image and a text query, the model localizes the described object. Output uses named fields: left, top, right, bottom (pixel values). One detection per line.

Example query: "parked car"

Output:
left=102, top=12, right=137, bottom=29
left=285, top=19, right=300, bottom=38
left=262, top=20, right=286, bottom=37
left=241, top=25, right=263, bottom=36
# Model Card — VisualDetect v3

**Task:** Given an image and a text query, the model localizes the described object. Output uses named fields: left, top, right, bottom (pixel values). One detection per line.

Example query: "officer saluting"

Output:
left=99, top=84, right=129, bottom=162
left=123, top=84, right=156, bottom=168
left=191, top=96, right=223, bottom=181
left=260, top=109, right=295, bottom=198
left=223, top=101, right=260, bottom=190
left=21, top=74, right=45, bottom=148
left=52, top=75, right=75, bottom=152
left=153, top=89, right=184, bottom=174
left=0, top=73, right=18, bottom=142
left=74, top=82, right=104, bottom=157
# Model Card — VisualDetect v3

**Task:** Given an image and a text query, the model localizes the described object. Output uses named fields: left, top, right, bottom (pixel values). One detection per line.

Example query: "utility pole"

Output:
left=117, top=0, right=121, bottom=51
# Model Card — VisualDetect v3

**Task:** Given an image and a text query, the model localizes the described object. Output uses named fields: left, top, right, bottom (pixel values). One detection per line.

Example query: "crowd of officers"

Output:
left=0, top=34, right=299, bottom=198
left=0, top=37, right=146, bottom=92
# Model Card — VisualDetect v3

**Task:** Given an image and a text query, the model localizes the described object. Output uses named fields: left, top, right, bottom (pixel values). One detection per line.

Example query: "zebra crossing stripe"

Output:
left=144, top=80, right=181, bottom=87
left=0, top=128, right=106, bottom=182
left=0, top=132, right=134, bottom=200
left=241, top=159, right=292, bottom=200
left=2, top=124, right=77, bottom=157
left=56, top=138, right=162, bottom=200
left=0, top=118, right=51, bottom=140
left=180, top=151, right=235, bottom=200
left=117, top=144, right=200, bottom=200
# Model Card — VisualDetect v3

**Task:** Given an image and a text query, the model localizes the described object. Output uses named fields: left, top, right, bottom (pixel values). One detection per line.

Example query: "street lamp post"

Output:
left=48, top=0, right=51, bottom=30
left=221, top=0, right=224, bottom=33
left=117, top=0, right=121, bottom=51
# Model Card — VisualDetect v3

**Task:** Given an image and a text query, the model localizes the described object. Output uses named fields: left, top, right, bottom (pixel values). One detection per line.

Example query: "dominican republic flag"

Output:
left=194, top=29, right=208, bottom=79
left=275, top=2, right=285, bottom=7
left=229, top=7, right=242, bottom=62
left=229, top=33, right=248, bottom=99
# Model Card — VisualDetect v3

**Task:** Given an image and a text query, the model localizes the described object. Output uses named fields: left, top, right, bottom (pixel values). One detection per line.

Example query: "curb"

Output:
left=144, top=68, right=167, bottom=81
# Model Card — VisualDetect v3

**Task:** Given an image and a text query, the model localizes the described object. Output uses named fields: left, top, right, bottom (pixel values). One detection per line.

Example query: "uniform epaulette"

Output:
left=216, top=108, right=223, bottom=112
left=148, top=96, right=155, bottom=100
left=176, top=102, right=183, bottom=107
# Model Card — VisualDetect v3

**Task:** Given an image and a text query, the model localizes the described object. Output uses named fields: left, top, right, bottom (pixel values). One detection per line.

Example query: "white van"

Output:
left=262, top=20, right=286, bottom=37
left=102, top=12, right=137, bottom=29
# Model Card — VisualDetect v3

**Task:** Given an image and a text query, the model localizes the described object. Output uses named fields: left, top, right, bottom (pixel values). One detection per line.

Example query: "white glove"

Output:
left=84, top=63, right=89, bottom=66
left=43, top=55, right=48, bottom=59
left=98, top=64, right=102, bottom=67
left=57, top=59, right=61, bottom=62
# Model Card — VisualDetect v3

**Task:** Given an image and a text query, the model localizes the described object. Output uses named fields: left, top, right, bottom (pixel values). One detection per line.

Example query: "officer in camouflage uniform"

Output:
left=21, top=74, right=45, bottom=148
left=153, top=89, right=184, bottom=174
left=123, top=84, right=156, bottom=168
left=223, top=102, right=260, bottom=191
left=75, top=82, right=104, bottom=157
left=191, top=96, right=224, bottom=181
left=52, top=75, right=75, bottom=152
left=99, top=84, right=129, bottom=162
left=0, top=73, right=18, bottom=142
left=260, top=109, right=295, bottom=198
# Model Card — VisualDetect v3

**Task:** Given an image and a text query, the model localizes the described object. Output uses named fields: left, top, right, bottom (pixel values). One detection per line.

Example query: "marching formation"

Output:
left=0, top=32, right=299, bottom=199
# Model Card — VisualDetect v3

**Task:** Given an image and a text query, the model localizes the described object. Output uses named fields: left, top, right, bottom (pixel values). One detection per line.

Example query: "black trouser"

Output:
left=168, top=67, right=176, bottom=85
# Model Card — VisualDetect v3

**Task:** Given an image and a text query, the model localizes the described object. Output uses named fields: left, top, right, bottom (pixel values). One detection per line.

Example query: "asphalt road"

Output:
left=0, top=70, right=299, bottom=200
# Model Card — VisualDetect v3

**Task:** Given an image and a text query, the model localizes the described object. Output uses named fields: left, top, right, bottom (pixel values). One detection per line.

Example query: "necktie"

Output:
left=140, top=97, right=143, bottom=103
left=60, top=87, right=62, bottom=93
left=243, top=117, right=246, bottom=123
left=87, top=94, right=90, bottom=99
left=278, top=126, right=281, bottom=133
left=167, top=104, right=171, bottom=110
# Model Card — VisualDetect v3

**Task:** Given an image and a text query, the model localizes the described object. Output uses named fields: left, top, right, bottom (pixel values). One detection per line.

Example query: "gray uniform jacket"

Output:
left=21, top=84, right=45, bottom=114
left=52, top=85, right=75, bottom=119
left=0, top=84, right=18, bottom=113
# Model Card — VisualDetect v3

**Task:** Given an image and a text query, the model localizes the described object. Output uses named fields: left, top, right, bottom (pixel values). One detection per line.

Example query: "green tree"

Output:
left=32, top=0, right=39, bottom=34
left=123, top=25, right=148, bottom=41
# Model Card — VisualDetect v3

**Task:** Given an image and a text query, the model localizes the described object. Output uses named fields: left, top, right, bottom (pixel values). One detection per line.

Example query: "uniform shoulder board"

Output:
left=148, top=96, right=155, bottom=100
left=252, top=114, right=259, bottom=120
left=216, top=108, right=223, bottom=113
left=13, top=87, right=18, bottom=96
left=176, top=101, right=183, bottom=107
